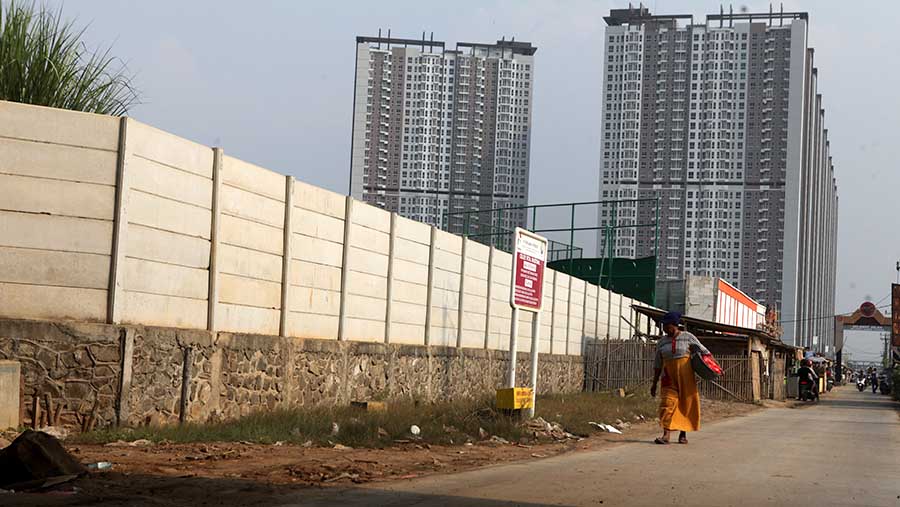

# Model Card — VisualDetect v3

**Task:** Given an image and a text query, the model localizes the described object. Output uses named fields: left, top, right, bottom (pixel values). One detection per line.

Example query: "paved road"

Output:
left=287, top=386, right=900, bottom=506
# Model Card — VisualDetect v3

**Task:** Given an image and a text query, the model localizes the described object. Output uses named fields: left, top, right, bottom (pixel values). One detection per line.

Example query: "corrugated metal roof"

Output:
left=632, top=304, right=798, bottom=351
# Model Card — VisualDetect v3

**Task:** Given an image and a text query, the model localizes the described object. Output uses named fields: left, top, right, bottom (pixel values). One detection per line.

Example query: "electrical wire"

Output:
left=776, top=301, right=892, bottom=325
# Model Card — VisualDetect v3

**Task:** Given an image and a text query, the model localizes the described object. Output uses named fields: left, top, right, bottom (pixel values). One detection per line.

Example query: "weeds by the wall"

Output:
left=74, top=391, right=656, bottom=448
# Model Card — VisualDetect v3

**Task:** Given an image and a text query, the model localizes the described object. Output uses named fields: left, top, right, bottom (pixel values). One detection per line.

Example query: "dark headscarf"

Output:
left=661, top=311, right=682, bottom=326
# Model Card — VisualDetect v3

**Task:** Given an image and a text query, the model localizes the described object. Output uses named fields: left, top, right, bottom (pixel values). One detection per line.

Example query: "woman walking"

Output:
left=650, top=311, right=709, bottom=444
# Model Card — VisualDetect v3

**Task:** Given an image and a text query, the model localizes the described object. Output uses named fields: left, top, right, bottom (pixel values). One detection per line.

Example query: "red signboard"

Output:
left=510, top=228, right=548, bottom=312
left=860, top=301, right=876, bottom=318
left=892, top=284, right=900, bottom=347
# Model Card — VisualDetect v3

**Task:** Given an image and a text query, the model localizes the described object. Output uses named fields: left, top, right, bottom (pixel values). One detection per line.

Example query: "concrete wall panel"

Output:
left=394, top=216, right=431, bottom=245
left=568, top=279, right=586, bottom=355
left=345, top=294, right=387, bottom=322
left=119, top=291, right=207, bottom=329
left=217, top=303, right=280, bottom=336
left=394, top=238, right=430, bottom=263
left=393, top=258, right=428, bottom=284
left=220, top=184, right=285, bottom=228
left=219, top=244, right=282, bottom=283
left=346, top=270, right=387, bottom=299
left=344, top=318, right=384, bottom=343
left=129, top=120, right=213, bottom=178
left=0, top=247, right=108, bottom=289
left=290, top=261, right=341, bottom=292
left=222, top=156, right=286, bottom=201
left=220, top=214, right=282, bottom=255
left=352, top=202, right=391, bottom=233
left=347, top=248, right=388, bottom=277
left=286, top=313, right=338, bottom=340
left=552, top=273, right=570, bottom=354
left=126, top=224, right=209, bottom=269
left=0, top=174, right=114, bottom=220
left=128, top=190, right=212, bottom=240
left=0, top=211, right=112, bottom=255
left=293, top=235, right=343, bottom=268
left=129, top=156, right=211, bottom=209
left=122, top=257, right=208, bottom=300
left=0, top=100, right=119, bottom=150
left=390, top=322, right=426, bottom=345
left=391, top=300, right=427, bottom=326
left=289, top=286, right=340, bottom=316
left=0, top=283, right=106, bottom=322
left=294, top=181, right=346, bottom=219
left=293, top=207, right=344, bottom=243
left=392, top=280, right=428, bottom=305
left=350, top=224, right=390, bottom=254
left=218, top=273, right=281, bottom=309
left=0, top=136, right=116, bottom=185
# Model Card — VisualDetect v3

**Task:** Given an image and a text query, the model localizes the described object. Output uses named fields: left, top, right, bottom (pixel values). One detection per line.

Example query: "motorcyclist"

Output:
left=797, top=359, right=819, bottom=401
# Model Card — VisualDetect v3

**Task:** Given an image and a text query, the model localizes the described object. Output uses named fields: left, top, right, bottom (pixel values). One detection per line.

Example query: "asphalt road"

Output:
left=288, top=386, right=900, bottom=507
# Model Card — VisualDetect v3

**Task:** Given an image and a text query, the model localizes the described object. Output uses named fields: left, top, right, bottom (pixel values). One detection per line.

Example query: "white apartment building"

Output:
left=349, top=34, right=536, bottom=242
left=597, top=8, right=838, bottom=349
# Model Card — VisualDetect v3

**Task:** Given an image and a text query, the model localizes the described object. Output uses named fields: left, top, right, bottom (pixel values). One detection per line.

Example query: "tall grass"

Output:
left=0, top=0, right=138, bottom=115
left=73, top=393, right=658, bottom=448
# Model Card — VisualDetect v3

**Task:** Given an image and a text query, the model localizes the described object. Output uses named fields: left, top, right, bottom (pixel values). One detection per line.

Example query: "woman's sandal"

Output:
left=678, top=435, right=688, bottom=445
left=654, top=437, right=670, bottom=445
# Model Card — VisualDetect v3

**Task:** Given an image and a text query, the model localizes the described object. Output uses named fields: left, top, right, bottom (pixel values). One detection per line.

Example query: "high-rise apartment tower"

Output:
left=597, top=8, right=838, bottom=349
left=350, top=34, right=536, bottom=240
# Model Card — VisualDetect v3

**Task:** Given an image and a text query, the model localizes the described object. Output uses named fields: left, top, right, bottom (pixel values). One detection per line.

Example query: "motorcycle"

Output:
left=798, top=378, right=818, bottom=402
left=857, top=378, right=866, bottom=392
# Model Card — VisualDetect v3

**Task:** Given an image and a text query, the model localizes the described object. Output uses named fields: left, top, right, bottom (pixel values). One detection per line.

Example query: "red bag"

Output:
left=691, top=352, right=723, bottom=380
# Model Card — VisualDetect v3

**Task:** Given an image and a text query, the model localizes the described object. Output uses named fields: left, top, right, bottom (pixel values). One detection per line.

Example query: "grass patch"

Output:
left=536, top=390, right=657, bottom=436
left=74, top=392, right=656, bottom=448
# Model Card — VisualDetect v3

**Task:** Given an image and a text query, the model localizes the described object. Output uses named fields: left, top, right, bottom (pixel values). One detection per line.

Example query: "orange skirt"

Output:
left=658, top=356, right=701, bottom=432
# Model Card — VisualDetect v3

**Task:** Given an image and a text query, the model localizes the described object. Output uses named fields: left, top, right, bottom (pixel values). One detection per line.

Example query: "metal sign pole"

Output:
left=526, top=311, right=541, bottom=418
left=508, top=307, right=519, bottom=387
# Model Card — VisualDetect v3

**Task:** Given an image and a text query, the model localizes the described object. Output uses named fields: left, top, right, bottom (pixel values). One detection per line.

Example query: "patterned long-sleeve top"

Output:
left=654, top=331, right=710, bottom=369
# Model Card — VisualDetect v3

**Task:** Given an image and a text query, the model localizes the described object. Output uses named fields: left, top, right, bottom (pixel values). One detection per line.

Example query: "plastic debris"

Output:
left=409, top=425, right=421, bottom=436
left=86, top=462, right=112, bottom=471
left=330, top=422, right=340, bottom=436
left=588, top=422, right=623, bottom=434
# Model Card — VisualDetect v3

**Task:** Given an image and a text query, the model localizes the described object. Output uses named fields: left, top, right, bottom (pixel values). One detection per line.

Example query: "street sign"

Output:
left=509, top=228, right=548, bottom=312
left=892, top=284, right=900, bottom=347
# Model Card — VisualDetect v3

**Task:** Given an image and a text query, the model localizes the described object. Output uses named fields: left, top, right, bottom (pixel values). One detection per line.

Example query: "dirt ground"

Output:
left=9, top=400, right=760, bottom=506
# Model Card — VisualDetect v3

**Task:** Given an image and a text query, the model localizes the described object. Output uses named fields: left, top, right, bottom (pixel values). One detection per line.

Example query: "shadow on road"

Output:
left=818, top=395, right=898, bottom=411
left=11, top=473, right=568, bottom=507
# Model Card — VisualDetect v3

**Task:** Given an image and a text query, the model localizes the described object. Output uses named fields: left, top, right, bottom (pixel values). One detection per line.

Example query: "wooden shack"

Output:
left=589, top=305, right=801, bottom=403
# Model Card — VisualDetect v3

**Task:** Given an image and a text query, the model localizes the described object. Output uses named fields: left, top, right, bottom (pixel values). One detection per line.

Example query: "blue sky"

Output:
left=45, top=0, right=899, bottom=360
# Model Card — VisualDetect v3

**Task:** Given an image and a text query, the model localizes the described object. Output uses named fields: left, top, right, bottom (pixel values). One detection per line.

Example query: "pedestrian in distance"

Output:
left=650, top=311, right=710, bottom=445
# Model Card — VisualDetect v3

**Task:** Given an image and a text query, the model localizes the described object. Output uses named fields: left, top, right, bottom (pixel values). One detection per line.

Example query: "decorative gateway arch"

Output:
left=833, top=299, right=894, bottom=382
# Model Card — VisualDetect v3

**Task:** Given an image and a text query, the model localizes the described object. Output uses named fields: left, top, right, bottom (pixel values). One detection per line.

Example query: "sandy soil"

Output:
left=9, top=399, right=760, bottom=506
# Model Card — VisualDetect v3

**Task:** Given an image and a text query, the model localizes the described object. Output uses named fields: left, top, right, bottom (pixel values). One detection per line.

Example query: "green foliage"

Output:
left=0, top=0, right=137, bottom=115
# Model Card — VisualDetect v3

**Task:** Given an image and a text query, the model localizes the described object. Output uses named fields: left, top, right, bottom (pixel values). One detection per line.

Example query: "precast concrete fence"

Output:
left=0, top=100, right=655, bottom=426
left=0, top=100, right=650, bottom=353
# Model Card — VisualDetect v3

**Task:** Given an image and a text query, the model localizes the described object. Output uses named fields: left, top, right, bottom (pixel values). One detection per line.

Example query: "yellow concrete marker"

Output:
left=496, top=387, right=534, bottom=410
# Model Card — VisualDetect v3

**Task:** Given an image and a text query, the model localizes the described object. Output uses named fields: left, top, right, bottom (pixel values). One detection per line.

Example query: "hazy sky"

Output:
left=45, top=0, right=898, bottom=360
